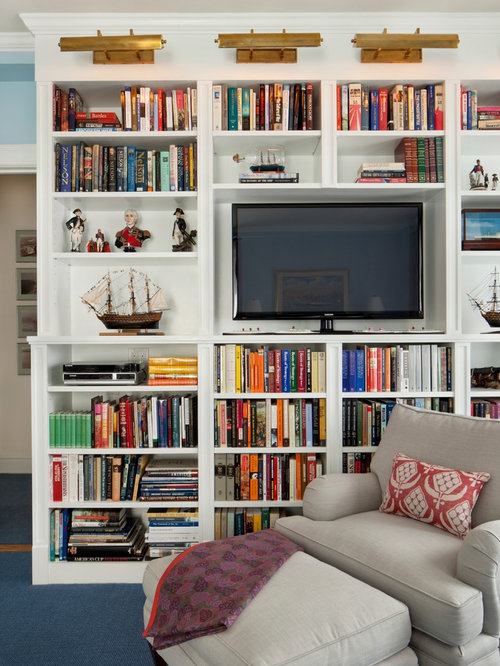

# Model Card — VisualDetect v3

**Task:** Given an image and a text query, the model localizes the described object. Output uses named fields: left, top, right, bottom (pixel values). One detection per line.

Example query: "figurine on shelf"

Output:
left=469, top=159, right=487, bottom=190
left=115, top=208, right=151, bottom=252
left=493, top=174, right=498, bottom=191
left=86, top=228, right=111, bottom=253
left=172, top=207, right=197, bottom=252
left=65, top=208, right=86, bottom=252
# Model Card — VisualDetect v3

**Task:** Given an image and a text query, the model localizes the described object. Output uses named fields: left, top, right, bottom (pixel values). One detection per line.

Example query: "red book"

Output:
left=305, top=82, right=314, bottom=130
left=378, top=88, right=389, bottom=130
left=336, top=84, right=342, bottom=130
left=157, top=88, right=164, bottom=131
left=274, top=352, right=282, bottom=393
left=267, top=350, right=276, bottom=393
left=52, top=456, right=63, bottom=501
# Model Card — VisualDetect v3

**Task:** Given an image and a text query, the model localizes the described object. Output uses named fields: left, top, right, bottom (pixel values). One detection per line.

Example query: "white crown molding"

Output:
left=0, top=145, right=36, bottom=174
left=0, top=32, right=34, bottom=51
left=19, top=12, right=500, bottom=36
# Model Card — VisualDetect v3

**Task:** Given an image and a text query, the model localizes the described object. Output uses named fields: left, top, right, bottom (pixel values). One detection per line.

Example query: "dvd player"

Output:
left=62, top=362, right=146, bottom=385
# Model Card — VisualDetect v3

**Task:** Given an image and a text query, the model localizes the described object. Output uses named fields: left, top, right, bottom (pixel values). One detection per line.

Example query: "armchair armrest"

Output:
left=457, top=521, right=500, bottom=638
left=302, top=472, right=382, bottom=521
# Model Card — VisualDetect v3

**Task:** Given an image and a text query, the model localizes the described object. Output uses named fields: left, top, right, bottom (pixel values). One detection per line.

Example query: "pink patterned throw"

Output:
left=143, top=529, right=303, bottom=650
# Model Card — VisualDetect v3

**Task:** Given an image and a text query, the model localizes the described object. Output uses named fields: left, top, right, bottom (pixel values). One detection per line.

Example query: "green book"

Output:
left=416, top=137, right=426, bottom=183
left=159, top=151, right=170, bottom=192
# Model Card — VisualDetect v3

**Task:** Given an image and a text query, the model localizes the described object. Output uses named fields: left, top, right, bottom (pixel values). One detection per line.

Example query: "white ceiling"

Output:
left=2, top=0, right=500, bottom=34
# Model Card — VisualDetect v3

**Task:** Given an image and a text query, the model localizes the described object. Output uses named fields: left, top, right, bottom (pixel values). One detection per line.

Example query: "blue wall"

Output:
left=0, top=54, right=35, bottom=144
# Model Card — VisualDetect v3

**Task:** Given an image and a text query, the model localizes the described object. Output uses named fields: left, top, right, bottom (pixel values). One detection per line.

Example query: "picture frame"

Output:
left=275, top=269, right=349, bottom=313
left=17, top=305, right=37, bottom=338
left=16, top=267, right=37, bottom=300
left=462, top=209, right=500, bottom=250
left=16, top=230, right=37, bottom=263
left=17, top=343, right=31, bottom=375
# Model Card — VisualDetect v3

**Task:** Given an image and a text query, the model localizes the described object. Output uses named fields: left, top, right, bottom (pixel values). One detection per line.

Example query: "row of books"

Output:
left=214, top=451, right=322, bottom=502
left=394, top=136, right=444, bottom=183
left=54, top=142, right=197, bottom=193
left=342, top=344, right=453, bottom=393
left=337, top=82, right=444, bottom=131
left=212, top=82, right=314, bottom=131
left=459, top=89, right=500, bottom=130
left=53, top=85, right=198, bottom=132
left=50, top=509, right=147, bottom=562
left=470, top=399, right=500, bottom=419
left=50, top=393, right=197, bottom=449
left=50, top=453, right=149, bottom=503
left=139, top=457, right=198, bottom=502
left=214, top=507, right=285, bottom=540
left=343, top=452, right=373, bottom=474
left=147, top=356, right=198, bottom=386
left=342, top=397, right=454, bottom=448
left=214, top=344, right=326, bottom=394
left=214, top=397, right=326, bottom=448
left=145, top=508, right=200, bottom=559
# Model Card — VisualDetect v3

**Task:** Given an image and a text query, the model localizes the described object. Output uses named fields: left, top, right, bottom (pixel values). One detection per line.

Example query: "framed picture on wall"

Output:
left=16, top=230, right=37, bottom=263
left=17, top=305, right=37, bottom=338
left=16, top=267, right=37, bottom=300
left=17, top=343, right=31, bottom=375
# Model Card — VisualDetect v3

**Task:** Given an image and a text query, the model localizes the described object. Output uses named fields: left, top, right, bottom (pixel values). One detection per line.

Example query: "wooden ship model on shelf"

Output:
left=81, top=268, right=168, bottom=335
left=467, top=267, right=500, bottom=328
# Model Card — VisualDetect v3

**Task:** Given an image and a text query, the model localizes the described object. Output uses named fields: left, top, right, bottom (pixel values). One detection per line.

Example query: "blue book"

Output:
left=348, top=350, right=356, bottom=392
left=171, top=396, right=181, bottom=447
left=355, top=349, right=366, bottom=392
left=369, top=89, right=379, bottom=130
left=126, top=145, right=136, bottom=192
left=59, top=144, right=72, bottom=192
left=281, top=349, right=291, bottom=392
left=116, top=146, right=125, bottom=191
left=305, top=401, right=313, bottom=446
left=242, top=88, right=251, bottom=130
left=426, top=84, right=435, bottom=130
left=342, top=350, right=349, bottom=392
left=228, top=87, right=238, bottom=130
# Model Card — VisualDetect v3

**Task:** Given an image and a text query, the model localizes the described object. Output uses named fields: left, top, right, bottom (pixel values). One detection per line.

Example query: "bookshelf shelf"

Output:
left=26, top=12, right=500, bottom=583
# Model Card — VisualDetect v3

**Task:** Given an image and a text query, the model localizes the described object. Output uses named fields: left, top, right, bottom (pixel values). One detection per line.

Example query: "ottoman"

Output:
left=143, top=550, right=418, bottom=666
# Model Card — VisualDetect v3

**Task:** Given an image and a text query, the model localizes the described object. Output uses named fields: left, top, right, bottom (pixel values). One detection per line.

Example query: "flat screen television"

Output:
left=232, top=202, right=423, bottom=332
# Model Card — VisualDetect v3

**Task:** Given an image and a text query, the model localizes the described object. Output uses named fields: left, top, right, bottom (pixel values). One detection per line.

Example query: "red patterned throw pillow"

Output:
left=379, top=452, right=490, bottom=538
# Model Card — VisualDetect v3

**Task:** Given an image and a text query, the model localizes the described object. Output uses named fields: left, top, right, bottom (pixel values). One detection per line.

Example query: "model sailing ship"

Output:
left=467, top=267, right=500, bottom=328
left=81, top=268, right=168, bottom=331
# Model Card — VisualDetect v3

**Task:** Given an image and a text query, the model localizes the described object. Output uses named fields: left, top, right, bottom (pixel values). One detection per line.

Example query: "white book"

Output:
left=282, top=84, right=290, bottom=132
left=421, top=344, right=432, bottom=393
left=224, top=344, right=236, bottom=393
left=431, top=345, right=439, bottom=392
left=212, top=84, right=222, bottom=131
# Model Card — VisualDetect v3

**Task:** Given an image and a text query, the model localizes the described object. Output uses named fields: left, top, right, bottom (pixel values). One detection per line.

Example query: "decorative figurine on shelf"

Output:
left=86, top=228, right=111, bottom=253
left=115, top=208, right=151, bottom=252
left=493, top=174, right=498, bottom=191
left=469, top=159, right=488, bottom=190
left=65, top=208, right=86, bottom=252
left=171, top=207, right=197, bottom=252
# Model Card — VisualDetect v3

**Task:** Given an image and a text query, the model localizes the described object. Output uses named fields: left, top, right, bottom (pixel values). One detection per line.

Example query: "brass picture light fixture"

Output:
left=59, top=29, right=166, bottom=65
left=215, top=29, right=322, bottom=63
left=352, top=28, right=459, bottom=63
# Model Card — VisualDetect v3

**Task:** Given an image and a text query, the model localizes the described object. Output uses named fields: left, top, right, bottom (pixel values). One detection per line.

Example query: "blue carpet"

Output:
left=0, top=551, right=152, bottom=665
left=0, top=474, right=32, bottom=543
left=0, top=475, right=152, bottom=665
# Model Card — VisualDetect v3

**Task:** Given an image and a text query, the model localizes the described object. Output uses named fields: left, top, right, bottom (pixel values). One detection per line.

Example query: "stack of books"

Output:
left=139, top=457, right=199, bottom=501
left=238, top=172, right=299, bottom=184
left=147, top=356, right=198, bottom=386
left=145, top=508, right=200, bottom=559
left=74, top=111, right=122, bottom=131
left=355, top=162, right=406, bottom=183
left=65, top=509, right=146, bottom=562
left=477, top=106, right=500, bottom=130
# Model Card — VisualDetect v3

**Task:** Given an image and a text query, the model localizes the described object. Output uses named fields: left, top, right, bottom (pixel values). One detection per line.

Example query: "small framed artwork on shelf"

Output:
left=462, top=209, right=500, bottom=250
left=16, top=268, right=37, bottom=300
left=17, top=343, right=31, bottom=375
left=15, top=230, right=37, bottom=263
left=17, top=305, right=37, bottom=338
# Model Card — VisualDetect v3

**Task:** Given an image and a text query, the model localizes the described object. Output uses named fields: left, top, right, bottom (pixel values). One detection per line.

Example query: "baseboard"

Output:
left=1, top=458, right=31, bottom=473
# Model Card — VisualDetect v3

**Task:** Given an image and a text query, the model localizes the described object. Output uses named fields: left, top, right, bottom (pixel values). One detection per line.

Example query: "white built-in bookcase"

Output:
left=22, top=11, right=500, bottom=583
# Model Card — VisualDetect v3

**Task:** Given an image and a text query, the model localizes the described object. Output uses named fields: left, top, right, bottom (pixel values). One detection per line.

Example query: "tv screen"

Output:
left=232, top=202, right=423, bottom=331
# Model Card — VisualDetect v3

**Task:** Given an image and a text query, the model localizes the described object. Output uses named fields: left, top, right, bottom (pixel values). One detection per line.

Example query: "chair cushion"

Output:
left=275, top=511, right=484, bottom=646
left=370, top=404, right=500, bottom=527
left=379, top=452, right=490, bottom=538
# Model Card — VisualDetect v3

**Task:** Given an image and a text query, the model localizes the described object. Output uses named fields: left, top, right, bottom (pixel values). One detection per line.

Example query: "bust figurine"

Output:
left=115, top=209, right=151, bottom=252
